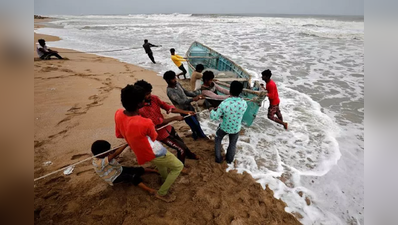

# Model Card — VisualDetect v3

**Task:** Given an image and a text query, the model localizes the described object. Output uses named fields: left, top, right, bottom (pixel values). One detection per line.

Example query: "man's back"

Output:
left=36, top=44, right=48, bottom=57
left=143, top=43, right=152, bottom=53
left=210, top=97, right=247, bottom=134
left=114, top=109, right=158, bottom=164
left=190, top=71, right=203, bottom=91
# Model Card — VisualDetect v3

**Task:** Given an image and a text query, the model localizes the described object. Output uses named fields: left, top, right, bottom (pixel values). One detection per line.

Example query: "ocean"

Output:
left=35, top=14, right=364, bottom=225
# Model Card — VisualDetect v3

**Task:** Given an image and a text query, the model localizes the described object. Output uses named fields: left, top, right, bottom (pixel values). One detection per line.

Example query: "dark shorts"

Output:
left=268, top=105, right=280, bottom=116
left=113, top=167, right=145, bottom=186
left=178, top=64, right=187, bottom=74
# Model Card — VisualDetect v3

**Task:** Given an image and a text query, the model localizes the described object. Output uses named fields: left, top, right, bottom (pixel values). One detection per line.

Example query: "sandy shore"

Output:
left=33, top=19, right=301, bottom=224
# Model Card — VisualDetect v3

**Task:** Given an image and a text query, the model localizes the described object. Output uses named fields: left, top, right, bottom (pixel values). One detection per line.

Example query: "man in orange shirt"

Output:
left=170, top=48, right=187, bottom=79
left=114, top=84, right=183, bottom=202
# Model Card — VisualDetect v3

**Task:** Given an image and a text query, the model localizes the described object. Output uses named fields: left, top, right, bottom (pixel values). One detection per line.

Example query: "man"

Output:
left=201, top=71, right=230, bottom=108
left=261, top=69, right=288, bottom=130
left=143, top=39, right=160, bottom=64
left=36, top=39, right=63, bottom=60
left=210, top=81, right=247, bottom=164
left=115, top=84, right=183, bottom=202
left=170, top=48, right=187, bottom=79
left=163, top=70, right=207, bottom=140
left=134, top=80, right=200, bottom=169
left=190, top=64, right=204, bottom=91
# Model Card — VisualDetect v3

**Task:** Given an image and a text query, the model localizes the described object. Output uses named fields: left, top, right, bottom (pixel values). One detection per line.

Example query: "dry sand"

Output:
left=34, top=20, right=301, bottom=225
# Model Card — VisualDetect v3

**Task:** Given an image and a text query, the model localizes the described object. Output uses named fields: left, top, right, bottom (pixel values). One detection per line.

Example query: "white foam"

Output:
left=36, top=14, right=364, bottom=224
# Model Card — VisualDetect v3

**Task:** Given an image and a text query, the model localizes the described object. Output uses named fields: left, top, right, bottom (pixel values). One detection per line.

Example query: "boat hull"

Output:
left=186, top=41, right=266, bottom=126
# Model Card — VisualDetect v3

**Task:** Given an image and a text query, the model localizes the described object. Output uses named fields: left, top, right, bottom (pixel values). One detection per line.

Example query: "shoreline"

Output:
left=34, top=20, right=301, bottom=224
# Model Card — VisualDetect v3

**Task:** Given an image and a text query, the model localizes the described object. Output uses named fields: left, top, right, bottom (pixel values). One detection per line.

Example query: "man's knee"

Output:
left=174, top=160, right=183, bottom=172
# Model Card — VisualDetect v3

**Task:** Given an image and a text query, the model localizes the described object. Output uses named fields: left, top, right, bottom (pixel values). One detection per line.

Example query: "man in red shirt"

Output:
left=261, top=69, right=288, bottom=130
left=115, top=84, right=183, bottom=202
left=134, top=80, right=199, bottom=169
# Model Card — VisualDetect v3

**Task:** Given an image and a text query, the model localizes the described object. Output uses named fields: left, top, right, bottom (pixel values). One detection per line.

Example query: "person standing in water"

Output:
left=261, top=69, right=288, bottom=130
left=143, top=39, right=161, bottom=64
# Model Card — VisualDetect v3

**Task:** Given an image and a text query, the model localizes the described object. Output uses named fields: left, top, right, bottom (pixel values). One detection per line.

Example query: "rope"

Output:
left=33, top=143, right=126, bottom=182
left=33, top=109, right=210, bottom=182
left=57, top=46, right=141, bottom=54
left=204, top=96, right=260, bottom=103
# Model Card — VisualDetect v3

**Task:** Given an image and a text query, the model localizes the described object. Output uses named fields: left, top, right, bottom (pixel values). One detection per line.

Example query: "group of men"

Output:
left=92, top=71, right=248, bottom=202
left=101, top=67, right=287, bottom=202
left=38, top=38, right=288, bottom=202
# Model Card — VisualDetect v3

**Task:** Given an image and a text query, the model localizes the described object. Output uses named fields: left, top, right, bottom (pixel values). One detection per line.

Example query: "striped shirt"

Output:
left=92, top=157, right=122, bottom=186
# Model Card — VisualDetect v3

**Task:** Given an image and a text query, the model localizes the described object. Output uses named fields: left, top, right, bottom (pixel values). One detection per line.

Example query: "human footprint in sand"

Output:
left=91, top=140, right=157, bottom=195
left=261, top=69, right=288, bottom=130
left=115, top=84, right=183, bottom=202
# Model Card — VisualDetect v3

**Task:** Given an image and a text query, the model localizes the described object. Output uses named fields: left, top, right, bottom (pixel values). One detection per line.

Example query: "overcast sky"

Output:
left=34, top=0, right=363, bottom=16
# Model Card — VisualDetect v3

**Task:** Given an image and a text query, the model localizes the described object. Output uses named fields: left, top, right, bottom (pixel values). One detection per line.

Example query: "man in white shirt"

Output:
left=36, top=39, right=63, bottom=60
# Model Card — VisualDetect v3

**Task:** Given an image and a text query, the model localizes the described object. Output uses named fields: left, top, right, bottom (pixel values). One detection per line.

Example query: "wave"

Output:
left=302, top=24, right=321, bottom=27
left=299, top=31, right=363, bottom=40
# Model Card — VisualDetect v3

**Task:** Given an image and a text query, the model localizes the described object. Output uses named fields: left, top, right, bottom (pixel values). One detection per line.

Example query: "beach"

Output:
left=33, top=19, right=301, bottom=224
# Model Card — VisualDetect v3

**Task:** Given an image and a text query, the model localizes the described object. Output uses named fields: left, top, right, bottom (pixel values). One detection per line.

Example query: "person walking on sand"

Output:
left=143, top=39, right=161, bottom=64
left=170, top=48, right=188, bottom=79
left=163, top=70, right=208, bottom=140
left=36, top=39, right=63, bottom=60
left=210, top=81, right=247, bottom=164
left=115, top=84, right=183, bottom=202
left=134, top=80, right=200, bottom=170
left=261, top=69, right=288, bottom=130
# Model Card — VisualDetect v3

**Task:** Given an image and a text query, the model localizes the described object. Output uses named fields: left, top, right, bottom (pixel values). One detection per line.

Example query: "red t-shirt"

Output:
left=114, top=109, right=158, bottom=165
left=266, top=80, right=280, bottom=106
left=139, top=95, right=175, bottom=141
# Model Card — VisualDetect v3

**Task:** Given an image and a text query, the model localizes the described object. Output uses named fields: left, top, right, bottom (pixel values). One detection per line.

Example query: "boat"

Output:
left=186, top=41, right=267, bottom=126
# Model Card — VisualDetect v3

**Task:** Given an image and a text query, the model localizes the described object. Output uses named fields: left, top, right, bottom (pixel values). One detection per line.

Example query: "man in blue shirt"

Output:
left=210, top=81, right=247, bottom=164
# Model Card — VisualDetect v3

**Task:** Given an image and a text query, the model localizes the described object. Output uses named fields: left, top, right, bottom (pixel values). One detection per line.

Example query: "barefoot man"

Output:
left=261, top=69, right=288, bottom=130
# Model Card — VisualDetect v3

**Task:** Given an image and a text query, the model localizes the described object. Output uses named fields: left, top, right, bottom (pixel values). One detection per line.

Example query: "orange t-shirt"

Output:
left=114, top=109, right=158, bottom=165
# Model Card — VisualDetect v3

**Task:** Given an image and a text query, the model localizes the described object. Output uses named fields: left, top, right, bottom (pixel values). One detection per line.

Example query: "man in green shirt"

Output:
left=210, top=81, right=247, bottom=164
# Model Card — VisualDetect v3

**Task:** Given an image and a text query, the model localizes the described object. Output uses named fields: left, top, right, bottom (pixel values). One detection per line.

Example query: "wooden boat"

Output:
left=186, top=41, right=267, bottom=126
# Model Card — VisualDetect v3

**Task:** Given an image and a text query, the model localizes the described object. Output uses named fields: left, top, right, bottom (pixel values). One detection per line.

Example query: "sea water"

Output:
left=35, top=14, right=364, bottom=225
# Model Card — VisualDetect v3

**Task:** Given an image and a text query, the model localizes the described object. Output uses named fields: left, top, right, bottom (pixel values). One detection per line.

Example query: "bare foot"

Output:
left=155, top=193, right=176, bottom=203
left=181, top=167, right=189, bottom=175
left=148, top=189, right=157, bottom=195
left=283, top=122, right=288, bottom=130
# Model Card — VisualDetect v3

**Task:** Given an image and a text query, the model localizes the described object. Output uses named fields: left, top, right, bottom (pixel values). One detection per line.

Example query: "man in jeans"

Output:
left=210, top=81, right=247, bottom=164
left=115, top=84, right=183, bottom=202
left=163, top=70, right=207, bottom=140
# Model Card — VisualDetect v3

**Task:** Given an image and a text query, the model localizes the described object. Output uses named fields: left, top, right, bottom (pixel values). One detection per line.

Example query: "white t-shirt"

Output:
left=194, top=80, right=202, bottom=91
left=36, top=44, right=48, bottom=57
